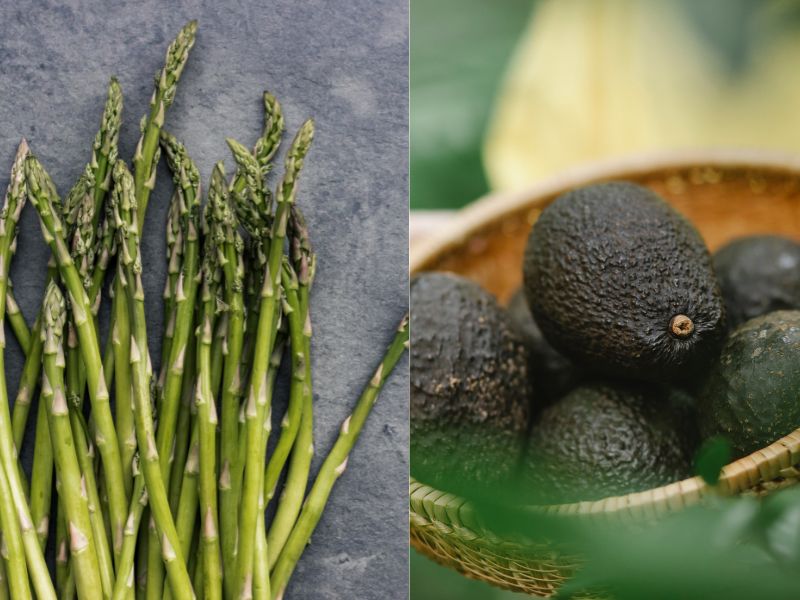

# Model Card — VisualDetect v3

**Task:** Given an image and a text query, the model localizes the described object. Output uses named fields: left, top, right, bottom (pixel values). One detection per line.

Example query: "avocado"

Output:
left=713, top=235, right=800, bottom=329
left=411, top=273, right=531, bottom=494
left=506, top=289, right=583, bottom=404
left=523, top=181, right=726, bottom=383
left=698, top=310, right=800, bottom=458
left=523, top=382, right=698, bottom=504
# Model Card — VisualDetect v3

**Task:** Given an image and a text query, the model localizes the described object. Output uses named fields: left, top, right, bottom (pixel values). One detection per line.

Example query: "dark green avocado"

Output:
left=713, top=235, right=800, bottom=329
left=506, top=289, right=583, bottom=404
left=523, top=181, right=726, bottom=383
left=698, top=310, right=800, bottom=458
left=411, top=272, right=531, bottom=494
left=523, top=382, right=698, bottom=504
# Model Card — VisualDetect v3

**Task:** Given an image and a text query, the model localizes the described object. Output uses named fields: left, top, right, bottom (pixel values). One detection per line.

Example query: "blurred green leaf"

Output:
left=410, top=0, right=534, bottom=209
left=756, top=487, right=800, bottom=569
left=694, top=436, right=732, bottom=486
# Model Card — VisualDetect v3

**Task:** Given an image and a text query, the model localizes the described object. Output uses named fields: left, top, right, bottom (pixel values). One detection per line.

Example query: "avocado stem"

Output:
left=670, top=314, right=694, bottom=338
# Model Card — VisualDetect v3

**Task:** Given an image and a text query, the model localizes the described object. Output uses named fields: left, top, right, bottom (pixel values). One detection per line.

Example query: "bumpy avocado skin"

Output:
left=713, top=235, right=800, bottom=329
left=698, top=310, right=800, bottom=458
left=411, top=273, right=531, bottom=494
left=523, top=181, right=726, bottom=383
left=523, top=382, right=698, bottom=504
left=506, top=289, right=583, bottom=405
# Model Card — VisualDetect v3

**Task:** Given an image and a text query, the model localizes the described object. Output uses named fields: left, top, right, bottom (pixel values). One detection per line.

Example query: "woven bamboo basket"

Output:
left=409, top=151, right=800, bottom=597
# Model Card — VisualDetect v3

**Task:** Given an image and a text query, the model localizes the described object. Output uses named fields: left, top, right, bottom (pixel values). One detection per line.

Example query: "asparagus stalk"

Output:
left=11, top=296, right=51, bottom=558
left=5, top=285, right=30, bottom=351
left=147, top=133, right=201, bottom=600
left=168, top=324, right=198, bottom=513
left=0, top=453, right=30, bottom=599
left=252, top=326, right=287, bottom=600
left=267, top=214, right=315, bottom=564
left=236, top=119, right=314, bottom=599
left=55, top=500, right=69, bottom=592
left=112, top=159, right=194, bottom=600
left=194, top=163, right=228, bottom=600
left=10, top=272, right=51, bottom=449
left=173, top=424, right=199, bottom=566
left=253, top=515, right=269, bottom=600
left=270, top=314, right=409, bottom=599
left=29, top=398, right=53, bottom=548
left=262, top=262, right=306, bottom=508
left=68, top=405, right=115, bottom=594
left=111, top=288, right=135, bottom=499
left=0, top=141, right=56, bottom=600
left=111, top=467, right=147, bottom=600
left=219, top=141, right=251, bottom=592
left=155, top=131, right=201, bottom=489
left=157, top=195, right=184, bottom=396
left=114, top=20, right=197, bottom=505
left=40, top=282, right=104, bottom=600
left=61, top=162, right=120, bottom=582
left=25, top=154, right=129, bottom=567
left=0, top=544, right=11, bottom=600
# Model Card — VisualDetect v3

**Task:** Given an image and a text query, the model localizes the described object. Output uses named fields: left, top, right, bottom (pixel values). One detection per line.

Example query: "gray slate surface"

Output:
left=0, top=1, right=409, bottom=598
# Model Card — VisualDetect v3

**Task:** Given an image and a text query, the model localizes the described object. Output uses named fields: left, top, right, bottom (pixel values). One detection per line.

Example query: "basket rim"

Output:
left=410, top=148, right=800, bottom=544
left=411, top=427, right=800, bottom=546
left=410, top=147, right=800, bottom=273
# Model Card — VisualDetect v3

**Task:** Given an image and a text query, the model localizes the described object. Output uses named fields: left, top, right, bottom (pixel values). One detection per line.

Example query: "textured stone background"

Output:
left=0, top=1, right=408, bottom=597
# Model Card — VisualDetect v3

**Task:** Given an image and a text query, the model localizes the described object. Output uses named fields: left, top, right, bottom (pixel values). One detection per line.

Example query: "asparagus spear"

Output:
left=62, top=140, right=121, bottom=582
left=89, top=77, right=123, bottom=223
left=219, top=140, right=252, bottom=592
left=112, top=159, right=194, bottom=600
left=29, top=397, right=52, bottom=548
left=0, top=141, right=56, bottom=600
left=146, top=133, right=202, bottom=600
left=67, top=405, right=115, bottom=594
left=0, top=452, right=30, bottom=599
left=5, top=285, right=30, bottom=351
left=236, top=119, right=314, bottom=599
left=113, top=20, right=198, bottom=506
left=9, top=309, right=45, bottom=448
left=270, top=314, right=409, bottom=599
left=11, top=78, right=121, bottom=451
left=168, top=324, right=198, bottom=513
left=253, top=92, right=285, bottom=172
left=194, top=163, right=229, bottom=600
left=111, top=465, right=147, bottom=600
left=267, top=209, right=315, bottom=565
left=157, top=195, right=184, bottom=397
left=253, top=324, right=288, bottom=600
left=229, top=91, right=284, bottom=202
left=0, top=259, right=29, bottom=597
left=173, top=424, right=199, bottom=567
left=40, top=282, right=104, bottom=600
left=262, top=262, right=306, bottom=508
left=9, top=290, right=53, bottom=558
left=26, top=154, right=129, bottom=569
left=55, top=499, right=69, bottom=592
left=155, top=131, right=201, bottom=490
left=133, top=20, right=197, bottom=229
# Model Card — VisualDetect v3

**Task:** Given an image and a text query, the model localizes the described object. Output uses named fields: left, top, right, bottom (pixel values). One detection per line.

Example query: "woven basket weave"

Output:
left=410, top=151, right=800, bottom=596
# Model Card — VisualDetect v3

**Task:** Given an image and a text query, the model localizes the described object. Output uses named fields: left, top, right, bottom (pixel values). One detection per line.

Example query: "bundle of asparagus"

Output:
left=0, top=20, right=408, bottom=600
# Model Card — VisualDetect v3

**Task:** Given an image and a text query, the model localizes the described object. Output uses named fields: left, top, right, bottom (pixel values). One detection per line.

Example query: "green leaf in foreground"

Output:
left=694, top=436, right=732, bottom=486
